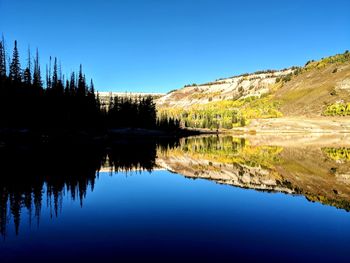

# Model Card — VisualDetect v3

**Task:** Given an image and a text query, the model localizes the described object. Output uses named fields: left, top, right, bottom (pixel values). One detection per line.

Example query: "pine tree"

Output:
left=89, top=79, right=95, bottom=93
left=45, top=56, right=53, bottom=90
left=45, top=64, right=49, bottom=89
left=47, top=56, right=52, bottom=89
left=83, top=74, right=87, bottom=94
left=59, top=61, right=62, bottom=82
left=64, top=79, right=70, bottom=95
left=0, top=39, right=6, bottom=78
left=9, top=40, right=21, bottom=82
left=23, top=46, right=32, bottom=85
left=0, top=35, right=7, bottom=76
left=33, top=49, right=42, bottom=89
left=69, top=72, right=76, bottom=95
left=88, top=79, right=96, bottom=100
left=57, top=79, right=64, bottom=95
left=77, top=64, right=85, bottom=96
left=96, top=92, right=101, bottom=111
left=52, top=57, right=58, bottom=90
left=3, top=37, right=7, bottom=77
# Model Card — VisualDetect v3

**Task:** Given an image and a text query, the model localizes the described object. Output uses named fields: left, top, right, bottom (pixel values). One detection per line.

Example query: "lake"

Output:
left=0, top=134, right=350, bottom=262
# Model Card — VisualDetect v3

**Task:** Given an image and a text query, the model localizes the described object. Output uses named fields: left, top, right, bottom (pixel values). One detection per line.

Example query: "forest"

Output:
left=0, top=38, right=179, bottom=132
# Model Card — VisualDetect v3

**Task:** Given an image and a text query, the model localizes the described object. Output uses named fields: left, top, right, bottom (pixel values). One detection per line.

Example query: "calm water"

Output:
left=0, top=135, right=350, bottom=262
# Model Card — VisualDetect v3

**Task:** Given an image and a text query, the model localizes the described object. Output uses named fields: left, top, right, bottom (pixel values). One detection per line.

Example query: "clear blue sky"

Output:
left=0, top=0, right=349, bottom=92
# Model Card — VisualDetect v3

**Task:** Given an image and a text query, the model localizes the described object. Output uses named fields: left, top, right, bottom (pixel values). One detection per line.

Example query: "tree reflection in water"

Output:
left=1, top=135, right=350, bottom=238
left=0, top=137, right=179, bottom=237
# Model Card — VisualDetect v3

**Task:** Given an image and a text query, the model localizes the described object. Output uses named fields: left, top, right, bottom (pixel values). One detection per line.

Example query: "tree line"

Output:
left=0, top=38, right=180, bottom=131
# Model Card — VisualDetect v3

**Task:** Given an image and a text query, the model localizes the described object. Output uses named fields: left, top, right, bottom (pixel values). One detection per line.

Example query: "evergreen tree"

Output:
left=23, top=46, right=32, bottom=85
left=56, top=78, right=64, bottom=95
left=96, top=92, right=101, bottom=111
left=59, top=61, right=62, bottom=82
left=64, top=79, right=69, bottom=95
left=83, top=74, right=87, bottom=94
left=0, top=39, right=175, bottom=132
left=0, top=35, right=6, bottom=78
left=9, top=40, right=21, bottom=82
left=0, top=39, right=6, bottom=78
left=55, top=59, right=64, bottom=96
left=52, top=57, right=58, bottom=90
left=33, top=49, right=42, bottom=89
left=46, top=56, right=52, bottom=89
left=89, top=79, right=95, bottom=94
left=69, top=72, right=76, bottom=95
left=77, top=64, right=85, bottom=96
left=45, top=64, right=49, bottom=89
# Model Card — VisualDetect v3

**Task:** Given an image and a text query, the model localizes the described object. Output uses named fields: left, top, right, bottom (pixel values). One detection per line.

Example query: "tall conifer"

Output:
left=0, top=39, right=6, bottom=78
left=33, top=49, right=42, bottom=89
left=9, top=40, right=21, bottom=82
left=23, top=46, right=32, bottom=85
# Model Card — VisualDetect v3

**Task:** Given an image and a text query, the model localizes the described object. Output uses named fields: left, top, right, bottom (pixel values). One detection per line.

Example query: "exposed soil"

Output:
left=245, top=117, right=350, bottom=133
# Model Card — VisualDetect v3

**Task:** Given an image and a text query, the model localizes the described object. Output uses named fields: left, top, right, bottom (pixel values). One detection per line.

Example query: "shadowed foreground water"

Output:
left=0, top=135, right=349, bottom=262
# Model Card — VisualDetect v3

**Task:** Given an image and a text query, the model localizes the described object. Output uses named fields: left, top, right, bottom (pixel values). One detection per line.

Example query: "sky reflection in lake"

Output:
left=1, top=135, right=350, bottom=262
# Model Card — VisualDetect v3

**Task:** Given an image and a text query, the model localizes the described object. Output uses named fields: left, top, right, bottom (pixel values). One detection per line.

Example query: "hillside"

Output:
left=276, top=55, right=350, bottom=116
left=157, top=68, right=294, bottom=108
left=156, top=51, right=350, bottom=131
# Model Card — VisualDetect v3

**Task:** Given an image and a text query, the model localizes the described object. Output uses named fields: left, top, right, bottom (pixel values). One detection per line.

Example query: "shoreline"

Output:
left=1, top=117, right=350, bottom=143
left=188, top=117, right=350, bottom=134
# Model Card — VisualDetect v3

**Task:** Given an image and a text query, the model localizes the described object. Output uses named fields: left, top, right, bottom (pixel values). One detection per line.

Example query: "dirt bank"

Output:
left=243, top=117, right=350, bottom=133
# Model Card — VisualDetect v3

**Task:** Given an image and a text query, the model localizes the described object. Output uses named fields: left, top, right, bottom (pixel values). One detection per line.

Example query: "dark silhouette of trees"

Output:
left=0, top=37, right=193, bottom=239
left=107, top=95, right=158, bottom=129
left=157, top=113, right=180, bottom=131
left=77, top=64, right=86, bottom=96
left=52, top=57, right=58, bottom=90
left=0, top=38, right=181, bottom=132
left=9, top=40, right=21, bottom=83
left=23, top=47, right=32, bottom=85
left=32, top=48, right=42, bottom=90
left=69, top=71, right=76, bottom=95
left=0, top=40, right=6, bottom=79
left=0, top=137, right=179, bottom=237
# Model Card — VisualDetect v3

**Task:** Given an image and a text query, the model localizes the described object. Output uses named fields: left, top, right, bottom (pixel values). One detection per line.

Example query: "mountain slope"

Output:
left=156, top=51, right=350, bottom=129
left=276, top=56, right=350, bottom=117
left=157, top=68, right=294, bottom=108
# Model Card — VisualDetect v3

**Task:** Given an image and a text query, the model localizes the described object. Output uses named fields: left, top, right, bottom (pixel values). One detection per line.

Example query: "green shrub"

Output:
left=323, top=102, right=350, bottom=116
left=293, top=68, right=302, bottom=76
left=240, top=117, right=246, bottom=127
left=282, top=73, right=292, bottom=82
left=323, top=147, right=350, bottom=161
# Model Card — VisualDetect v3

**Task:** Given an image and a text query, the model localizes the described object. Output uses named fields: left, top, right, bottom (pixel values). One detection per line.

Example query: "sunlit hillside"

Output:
left=157, top=51, right=350, bottom=130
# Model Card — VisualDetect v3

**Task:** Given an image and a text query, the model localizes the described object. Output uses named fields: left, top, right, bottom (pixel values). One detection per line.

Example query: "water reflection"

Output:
left=0, top=137, right=178, bottom=237
left=157, top=135, right=350, bottom=211
left=0, top=134, right=350, bottom=238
